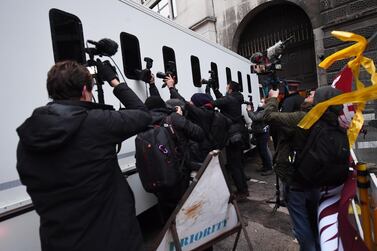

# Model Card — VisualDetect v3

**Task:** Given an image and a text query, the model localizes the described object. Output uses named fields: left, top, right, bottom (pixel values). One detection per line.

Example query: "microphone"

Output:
left=87, top=38, right=118, bottom=57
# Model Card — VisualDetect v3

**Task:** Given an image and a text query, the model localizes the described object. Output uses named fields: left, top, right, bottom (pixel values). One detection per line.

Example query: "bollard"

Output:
left=357, top=162, right=373, bottom=250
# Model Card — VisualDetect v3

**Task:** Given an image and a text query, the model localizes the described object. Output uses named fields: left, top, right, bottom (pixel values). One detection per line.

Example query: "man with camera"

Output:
left=263, top=86, right=345, bottom=251
left=209, top=81, right=249, bottom=200
left=143, top=75, right=204, bottom=221
left=16, top=60, right=151, bottom=251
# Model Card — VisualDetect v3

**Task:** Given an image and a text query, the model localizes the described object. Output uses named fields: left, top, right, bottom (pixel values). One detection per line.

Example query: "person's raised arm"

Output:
left=96, top=59, right=148, bottom=112
left=148, top=73, right=161, bottom=97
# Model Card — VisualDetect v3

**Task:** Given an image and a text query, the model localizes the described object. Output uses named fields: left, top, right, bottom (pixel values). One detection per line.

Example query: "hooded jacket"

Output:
left=16, top=83, right=151, bottom=251
left=263, top=86, right=343, bottom=185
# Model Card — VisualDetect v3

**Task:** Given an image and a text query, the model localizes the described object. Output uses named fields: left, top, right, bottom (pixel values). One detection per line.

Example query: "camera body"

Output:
left=201, top=70, right=219, bottom=90
left=137, top=57, right=153, bottom=83
left=201, top=70, right=215, bottom=86
left=156, top=61, right=177, bottom=79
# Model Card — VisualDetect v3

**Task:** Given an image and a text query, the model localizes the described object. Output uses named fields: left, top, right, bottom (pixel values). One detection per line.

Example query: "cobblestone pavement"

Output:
left=213, top=149, right=299, bottom=251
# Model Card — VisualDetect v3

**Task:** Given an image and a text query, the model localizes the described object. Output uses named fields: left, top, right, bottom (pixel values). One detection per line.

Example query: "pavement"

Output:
left=213, top=148, right=299, bottom=251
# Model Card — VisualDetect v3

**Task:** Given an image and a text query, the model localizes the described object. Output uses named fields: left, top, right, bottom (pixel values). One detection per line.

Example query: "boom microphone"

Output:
left=87, top=38, right=118, bottom=57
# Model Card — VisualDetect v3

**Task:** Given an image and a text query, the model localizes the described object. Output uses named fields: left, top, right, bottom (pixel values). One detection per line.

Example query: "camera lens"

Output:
left=156, top=72, right=167, bottom=79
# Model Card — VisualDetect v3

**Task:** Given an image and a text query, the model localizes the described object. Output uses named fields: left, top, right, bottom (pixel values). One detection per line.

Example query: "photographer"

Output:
left=209, top=81, right=249, bottom=200
left=281, top=81, right=305, bottom=112
left=16, top=60, right=151, bottom=251
left=164, top=75, right=223, bottom=163
left=263, top=87, right=344, bottom=251
left=246, top=99, right=273, bottom=176
left=143, top=89, right=204, bottom=221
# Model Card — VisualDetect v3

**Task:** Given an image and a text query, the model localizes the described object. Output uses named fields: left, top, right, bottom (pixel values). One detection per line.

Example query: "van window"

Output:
left=237, top=71, right=243, bottom=92
left=210, top=62, right=219, bottom=90
left=49, top=9, right=86, bottom=64
left=225, top=67, right=232, bottom=83
left=190, top=56, right=201, bottom=87
left=247, top=74, right=252, bottom=94
left=120, top=32, right=142, bottom=80
left=162, top=46, right=178, bottom=83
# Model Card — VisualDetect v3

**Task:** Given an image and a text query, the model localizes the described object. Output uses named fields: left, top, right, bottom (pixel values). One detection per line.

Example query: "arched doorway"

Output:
left=237, top=3, right=317, bottom=90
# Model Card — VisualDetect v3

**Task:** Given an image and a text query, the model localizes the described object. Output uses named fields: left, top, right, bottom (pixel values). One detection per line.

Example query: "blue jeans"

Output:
left=285, top=185, right=320, bottom=251
left=255, top=132, right=272, bottom=170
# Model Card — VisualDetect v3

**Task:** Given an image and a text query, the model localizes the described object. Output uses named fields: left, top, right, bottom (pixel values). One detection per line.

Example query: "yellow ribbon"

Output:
left=298, top=31, right=377, bottom=147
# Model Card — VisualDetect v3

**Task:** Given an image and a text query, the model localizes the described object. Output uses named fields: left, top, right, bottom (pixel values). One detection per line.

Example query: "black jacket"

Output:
left=16, top=83, right=151, bottom=251
left=281, top=92, right=305, bottom=112
left=169, top=87, right=216, bottom=161
left=213, top=89, right=244, bottom=122
left=247, top=107, right=269, bottom=135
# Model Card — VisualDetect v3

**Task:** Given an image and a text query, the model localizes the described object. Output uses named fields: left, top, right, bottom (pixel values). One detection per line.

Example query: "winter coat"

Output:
left=16, top=83, right=151, bottom=251
left=169, top=87, right=215, bottom=162
left=212, top=89, right=248, bottom=147
left=247, top=108, right=269, bottom=135
left=281, top=92, right=305, bottom=112
left=263, top=97, right=308, bottom=184
left=213, top=89, right=244, bottom=122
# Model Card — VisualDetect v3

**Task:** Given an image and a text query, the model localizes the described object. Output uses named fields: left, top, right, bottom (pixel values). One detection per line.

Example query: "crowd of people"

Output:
left=16, top=59, right=350, bottom=251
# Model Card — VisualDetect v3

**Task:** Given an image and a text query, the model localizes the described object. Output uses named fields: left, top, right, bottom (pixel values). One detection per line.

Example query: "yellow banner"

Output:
left=298, top=31, right=377, bottom=147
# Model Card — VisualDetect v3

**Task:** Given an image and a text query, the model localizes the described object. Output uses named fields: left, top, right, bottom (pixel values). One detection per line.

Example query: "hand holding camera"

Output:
left=96, top=59, right=119, bottom=87
left=163, top=74, right=175, bottom=88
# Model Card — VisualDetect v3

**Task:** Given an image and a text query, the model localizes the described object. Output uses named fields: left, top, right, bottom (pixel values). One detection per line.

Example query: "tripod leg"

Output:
left=266, top=173, right=283, bottom=213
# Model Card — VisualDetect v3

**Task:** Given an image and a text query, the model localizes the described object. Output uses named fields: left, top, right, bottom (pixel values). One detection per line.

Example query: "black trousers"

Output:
left=226, top=144, right=248, bottom=193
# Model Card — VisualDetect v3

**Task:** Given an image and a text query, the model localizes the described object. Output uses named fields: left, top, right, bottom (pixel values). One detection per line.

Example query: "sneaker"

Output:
left=261, top=170, right=274, bottom=176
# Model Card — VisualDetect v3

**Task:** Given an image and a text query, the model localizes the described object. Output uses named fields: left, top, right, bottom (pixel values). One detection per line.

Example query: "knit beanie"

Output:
left=190, top=93, right=212, bottom=107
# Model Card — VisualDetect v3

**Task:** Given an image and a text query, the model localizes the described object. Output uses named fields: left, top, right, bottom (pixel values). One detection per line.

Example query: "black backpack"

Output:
left=295, top=120, right=350, bottom=187
left=209, top=110, right=231, bottom=150
left=135, top=116, right=183, bottom=193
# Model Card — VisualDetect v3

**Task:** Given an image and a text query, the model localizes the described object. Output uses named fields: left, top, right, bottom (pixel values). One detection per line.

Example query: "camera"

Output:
left=137, top=57, right=153, bottom=83
left=202, top=70, right=219, bottom=91
left=201, top=70, right=215, bottom=86
left=156, top=61, right=177, bottom=88
left=156, top=60, right=176, bottom=79
left=250, top=35, right=293, bottom=75
left=84, top=38, right=119, bottom=104
left=243, top=95, right=253, bottom=105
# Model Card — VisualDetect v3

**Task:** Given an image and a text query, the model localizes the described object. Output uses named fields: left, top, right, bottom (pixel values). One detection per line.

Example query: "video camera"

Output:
left=250, top=35, right=293, bottom=75
left=85, top=38, right=119, bottom=104
left=157, top=61, right=177, bottom=88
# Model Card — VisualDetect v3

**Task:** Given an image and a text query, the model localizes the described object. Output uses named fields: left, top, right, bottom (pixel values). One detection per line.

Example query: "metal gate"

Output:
left=237, top=3, right=317, bottom=90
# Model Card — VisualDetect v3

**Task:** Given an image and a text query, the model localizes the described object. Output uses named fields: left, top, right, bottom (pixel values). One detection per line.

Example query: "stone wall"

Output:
left=320, top=0, right=377, bottom=85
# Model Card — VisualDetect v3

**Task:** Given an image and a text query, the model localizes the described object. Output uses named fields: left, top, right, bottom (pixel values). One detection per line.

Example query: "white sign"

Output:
left=157, top=155, right=238, bottom=251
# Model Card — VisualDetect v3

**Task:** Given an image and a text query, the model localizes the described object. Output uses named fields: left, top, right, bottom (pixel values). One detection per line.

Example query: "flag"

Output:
left=331, top=66, right=355, bottom=129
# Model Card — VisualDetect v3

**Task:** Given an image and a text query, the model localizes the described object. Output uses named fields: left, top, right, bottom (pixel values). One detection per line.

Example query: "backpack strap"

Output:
left=162, top=115, right=176, bottom=139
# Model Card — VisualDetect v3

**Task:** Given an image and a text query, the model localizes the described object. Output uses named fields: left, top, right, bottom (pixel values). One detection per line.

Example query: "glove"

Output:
left=96, top=59, right=118, bottom=83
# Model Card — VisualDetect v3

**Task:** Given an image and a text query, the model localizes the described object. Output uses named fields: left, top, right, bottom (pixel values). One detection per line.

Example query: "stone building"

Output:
left=143, top=0, right=377, bottom=89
